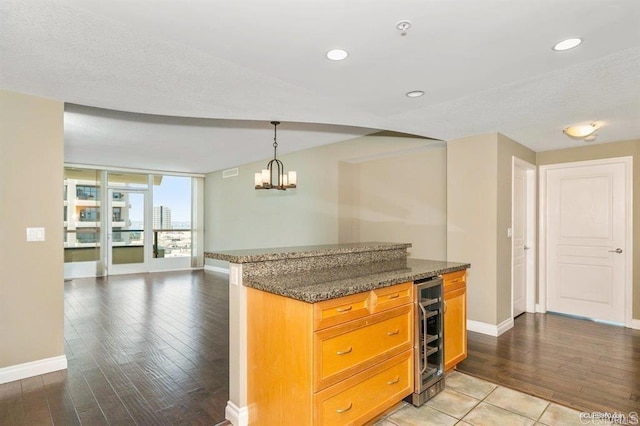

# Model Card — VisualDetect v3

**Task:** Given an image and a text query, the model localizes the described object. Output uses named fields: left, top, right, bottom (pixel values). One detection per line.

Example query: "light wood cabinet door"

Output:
left=248, top=283, right=415, bottom=425
left=314, top=350, right=412, bottom=426
left=372, top=282, right=413, bottom=313
left=315, top=305, right=412, bottom=390
left=443, top=270, right=467, bottom=371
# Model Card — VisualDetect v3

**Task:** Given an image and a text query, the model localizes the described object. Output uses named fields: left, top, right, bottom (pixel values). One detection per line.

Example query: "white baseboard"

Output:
left=467, top=317, right=514, bottom=337
left=204, top=265, right=230, bottom=274
left=225, top=400, right=249, bottom=426
left=630, top=319, right=640, bottom=330
left=0, top=355, right=67, bottom=384
left=496, top=317, right=514, bottom=336
left=535, top=303, right=546, bottom=313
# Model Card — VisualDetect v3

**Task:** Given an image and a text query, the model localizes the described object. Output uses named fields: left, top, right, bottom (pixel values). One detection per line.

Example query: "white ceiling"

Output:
left=1, top=0, right=639, bottom=173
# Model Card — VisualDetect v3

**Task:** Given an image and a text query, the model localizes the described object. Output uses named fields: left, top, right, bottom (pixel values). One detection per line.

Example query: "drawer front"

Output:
left=314, top=350, right=412, bottom=426
left=372, top=282, right=413, bottom=313
left=315, top=305, right=412, bottom=390
left=314, top=291, right=371, bottom=331
left=443, top=269, right=466, bottom=292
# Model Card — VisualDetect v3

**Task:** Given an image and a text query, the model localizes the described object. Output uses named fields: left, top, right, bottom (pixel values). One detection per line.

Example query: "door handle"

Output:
left=608, top=248, right=623, bottom=254
left=524, top=245, right=530, bottom=250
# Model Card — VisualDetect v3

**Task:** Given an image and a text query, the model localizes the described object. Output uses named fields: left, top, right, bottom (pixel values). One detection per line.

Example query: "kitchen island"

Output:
left=205, top=242, right=469, bottom=426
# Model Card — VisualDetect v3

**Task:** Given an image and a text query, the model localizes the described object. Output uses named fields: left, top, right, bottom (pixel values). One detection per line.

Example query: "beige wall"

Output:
left=496, top=134, right=536, bottom=323
left=536, top=140, right=640, bottom=320
left=354, top=147, right=447, bottom=260
left=204, top=134, right=446, bottom=265
left=447, top=132, right=536, bottom=326
left=447, top=133, right=499, bottom=325
left=0, top=90, right=65, bottom=368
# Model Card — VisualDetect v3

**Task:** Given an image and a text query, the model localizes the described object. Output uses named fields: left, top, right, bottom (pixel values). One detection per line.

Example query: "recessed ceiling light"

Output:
left=553, top=38, right=582, bottom=51
left=326, top=49, right=349, bottom=61
left=406, top=90, right=425, bottom=98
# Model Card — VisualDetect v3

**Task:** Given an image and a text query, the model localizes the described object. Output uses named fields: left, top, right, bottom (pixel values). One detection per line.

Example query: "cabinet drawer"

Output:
left=314, top=291, right=371, bottom=331
left=372, top=282, right=413, bottom=313
left=315, top=305, right=412, bottom=390
left=443, top=269, right=466, bottom=292
left=314, top=350, right=412, bottom=426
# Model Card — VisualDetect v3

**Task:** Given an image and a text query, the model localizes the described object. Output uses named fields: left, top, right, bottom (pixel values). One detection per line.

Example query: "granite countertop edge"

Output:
left=244, top=260, right=470, bottom=303
left=205, top=242, right=412, bottom=263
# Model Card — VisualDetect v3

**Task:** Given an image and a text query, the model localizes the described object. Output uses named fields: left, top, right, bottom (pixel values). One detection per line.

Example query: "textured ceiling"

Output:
left=1, top=0, right=639, bottom=173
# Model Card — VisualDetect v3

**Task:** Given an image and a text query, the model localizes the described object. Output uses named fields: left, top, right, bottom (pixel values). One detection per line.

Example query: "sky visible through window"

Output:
left=127, top=176, right=191, bottom=229
left=154, top=176, right=191, bottom=224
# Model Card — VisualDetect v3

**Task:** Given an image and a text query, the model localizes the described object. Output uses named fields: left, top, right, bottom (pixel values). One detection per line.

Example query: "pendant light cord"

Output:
left=271, top=121, right=280, bottom=159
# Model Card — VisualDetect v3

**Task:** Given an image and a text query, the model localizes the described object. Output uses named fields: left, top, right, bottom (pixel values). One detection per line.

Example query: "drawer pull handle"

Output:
left=336, top=347, right=353, bottom=355
left=336, top=305, right=352, bottom=313
left=388, top=293, right=400, bottom=299
left=387, top=377, right=400, bottom=385
left=336, top=402, right=353, bottom=413
left=386, top=329, right=400, bottom=336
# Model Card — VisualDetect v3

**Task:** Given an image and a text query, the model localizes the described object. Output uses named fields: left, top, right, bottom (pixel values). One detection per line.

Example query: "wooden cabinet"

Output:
left=443, top=270, right=467, bottom=371
left=247, top=282, right=414, bottom=425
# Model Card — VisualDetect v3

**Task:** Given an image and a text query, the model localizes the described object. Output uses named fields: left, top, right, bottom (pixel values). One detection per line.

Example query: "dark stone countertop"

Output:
left=204, top=242, right=411, bottom=264
left=243, top=258, right=470, bottom=303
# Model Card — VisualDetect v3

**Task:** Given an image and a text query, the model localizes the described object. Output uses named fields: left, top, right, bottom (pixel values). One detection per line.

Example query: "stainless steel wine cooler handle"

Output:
left=418, top=302, right=428, bottom=375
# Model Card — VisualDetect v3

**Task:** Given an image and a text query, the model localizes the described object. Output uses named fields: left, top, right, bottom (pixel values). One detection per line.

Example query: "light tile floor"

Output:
left=375, top=371, right=585, bottom=426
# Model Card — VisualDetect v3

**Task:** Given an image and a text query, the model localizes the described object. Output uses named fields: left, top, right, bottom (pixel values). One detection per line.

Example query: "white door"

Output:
left=544, top=159, right=630, bottom=323
left=512, top=160, right=528, bottom=317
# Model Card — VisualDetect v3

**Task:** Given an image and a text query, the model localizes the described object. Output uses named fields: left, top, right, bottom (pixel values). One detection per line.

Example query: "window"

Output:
left=64, top=168, right=101, bottom=263
left=76, top=185, right=99, bottom=200
left=112, top=207, right=122, bottom=222
left=79, top=207, right=99, bottom=222
left=152, top=175, right=192, bottom=258
left=64, top=166, right=203, bottom=275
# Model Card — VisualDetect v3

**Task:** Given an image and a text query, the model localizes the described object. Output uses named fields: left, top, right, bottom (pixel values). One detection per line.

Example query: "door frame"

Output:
left=511, top=157, right=537, bottom=320
left=538, top=156, right=633, bottom=327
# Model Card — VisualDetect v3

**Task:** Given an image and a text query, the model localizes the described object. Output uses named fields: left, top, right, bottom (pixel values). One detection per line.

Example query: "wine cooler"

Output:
left=406, top=276, right=445, bottom=406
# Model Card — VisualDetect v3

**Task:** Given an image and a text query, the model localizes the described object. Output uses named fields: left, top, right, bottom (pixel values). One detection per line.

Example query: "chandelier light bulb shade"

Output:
left=254, top=121, right=297, bottom=191
left=563, top=122, right=599, bottom=141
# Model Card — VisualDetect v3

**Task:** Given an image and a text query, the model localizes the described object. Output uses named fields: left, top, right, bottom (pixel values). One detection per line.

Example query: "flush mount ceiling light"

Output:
left=326, top=49, right=349, bottom=61
left=563, top=122, right=600, bottom=142
left=406, top=90, right=425, bottom=98
left=553, top=37, right=582, bottom=51
left=254, top=121, right=297, bottom=190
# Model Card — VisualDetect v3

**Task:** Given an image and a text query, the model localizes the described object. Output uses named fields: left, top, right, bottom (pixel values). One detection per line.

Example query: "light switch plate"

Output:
left=27, top=227, right=45, bottom=242
left=507, top=228, right=513, bottom=238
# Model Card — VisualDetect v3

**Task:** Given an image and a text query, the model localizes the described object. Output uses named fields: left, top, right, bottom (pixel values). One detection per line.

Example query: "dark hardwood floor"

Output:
left=457, top=312, right=640, bottom=414
left=3, top=271, right=639, bottom=424
left=0, top=270, right=230, bottom=425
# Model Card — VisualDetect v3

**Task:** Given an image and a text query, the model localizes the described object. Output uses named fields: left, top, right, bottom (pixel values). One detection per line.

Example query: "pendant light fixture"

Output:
left=254, top=121, right=297, bottom=190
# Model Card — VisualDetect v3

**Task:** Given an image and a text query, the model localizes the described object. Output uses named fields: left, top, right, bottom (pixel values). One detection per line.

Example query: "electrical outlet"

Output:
left=507, top=228, right=513, bottom=238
